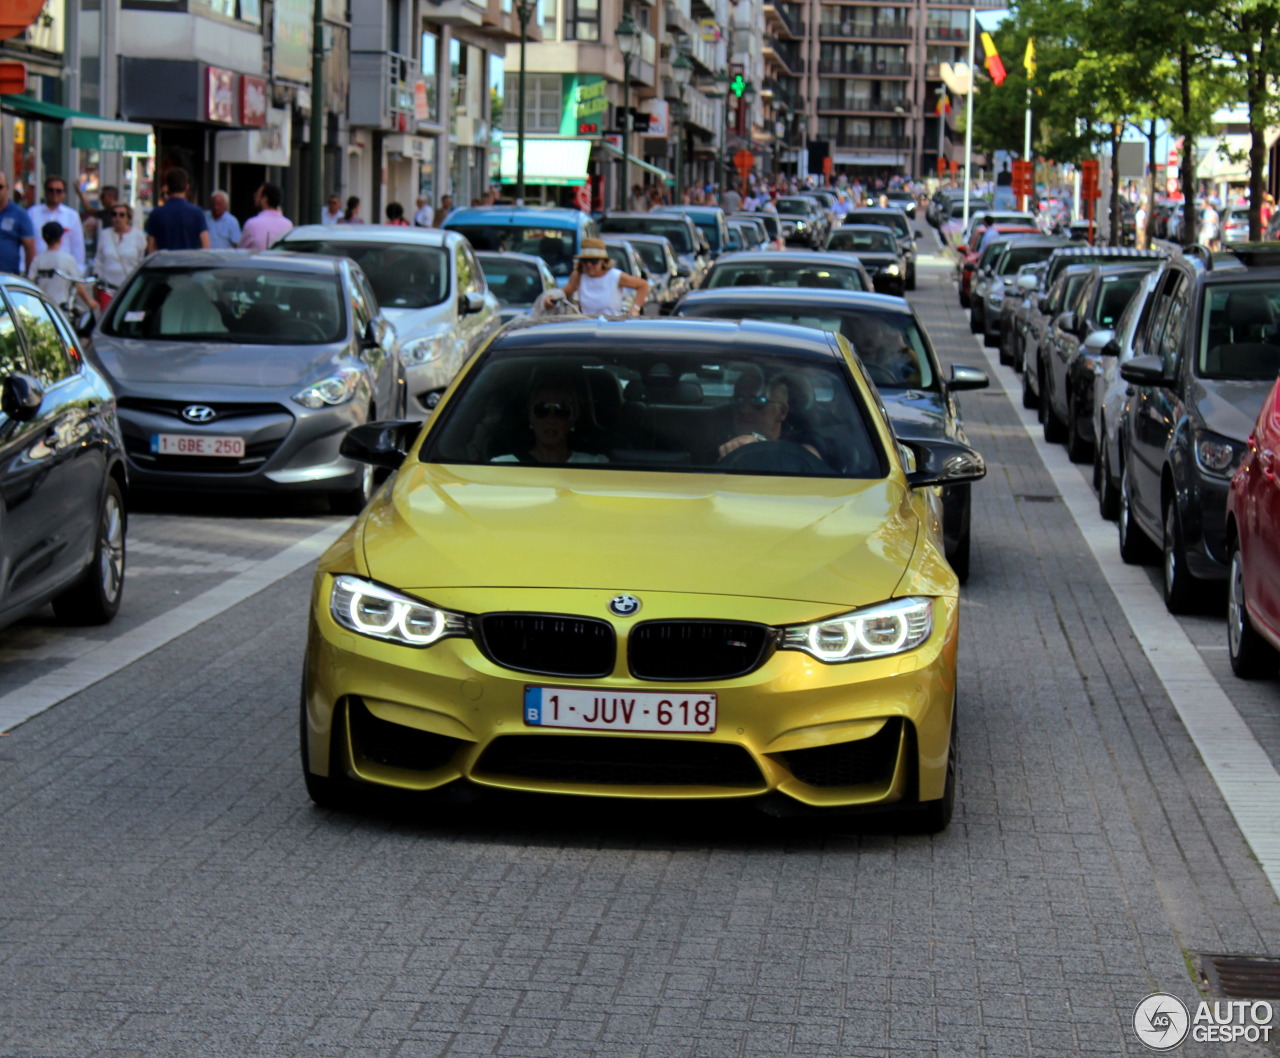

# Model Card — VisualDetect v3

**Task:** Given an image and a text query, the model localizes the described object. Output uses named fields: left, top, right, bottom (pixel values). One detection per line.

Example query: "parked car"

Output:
left=651, top=205, right=732, bottom=257
left=1225, top=374, right=1280, bottom=677
left=1022, top=264, right=1108, bottom=411
left=611, top=233, right=691, bottom=315
left=940, top=198, right=991, bottom=248
left=1093, top=269, right=1163, bottom=519
left=91, top=250, right=405, bottom=514
left=474, top=251, right=558, bottom=324
left=823, top=224, right=907, bottom=296
left=278, top=225, right=500, bottom=415
left=694, top=250, right=871, bottom=294
left=675, top=287, right=989, bottom=581
left=598, top=212, right=709, bottom=286
left=959, top=226, right=1038, bottom=309
left=1037, top=264, right=1150, bottom=462
left=1221, top=206, right=1251, bottom=244
left=443, top=206, right=600, bottom=284
left=1117, top=244, right=1280, bottom=612
left=844, top=208, right=921, bottom=289
left=972, top=236, right=1072, bottom=347
left=730, top=211, right=781, bottom=246
left=729, top=219, right=769, bottom=253
left=0, top=276, right=128, bottom=631
left=302, top=316, right=985, bottom=829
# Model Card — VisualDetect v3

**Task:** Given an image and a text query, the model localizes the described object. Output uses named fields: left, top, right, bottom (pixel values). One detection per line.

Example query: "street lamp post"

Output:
left=671, top=50, right=693, bottom=204
left=515, top=0, right=536, bottom=206
left=616, top=14, right=638, bottom=212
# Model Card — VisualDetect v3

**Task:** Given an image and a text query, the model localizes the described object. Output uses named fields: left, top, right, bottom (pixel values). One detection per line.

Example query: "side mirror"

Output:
left=361, top=318, right=381, bottom=348
left=339, top=420, right=421, bottom=469
left=1038, top=296, right=1052, bottom=315
left=1083, top=328, right=1116, bottom=355
left=676, top=264, right=692, bottom=278
left=1056, top=311, right=1078, bottom=335
left=460, top=290, right=486, bottom=315
left=1102, top=336, right=1122, bottom=357
left=1017, top=273, right=1039, bottom=291
left=948, top=364, right=990, bottom=391
left=900, top=437, right=987, bottom=489
left=1120, top=354, right=1174, bottom=388
left=1, top=372, right=43, bottom=422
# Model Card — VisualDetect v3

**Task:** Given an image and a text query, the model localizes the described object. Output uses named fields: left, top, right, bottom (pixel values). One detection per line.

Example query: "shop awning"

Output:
left=599, top=140, right=675, bottom=184
left=499, top=138, right=593, bottom=187
left=0, top=94, right=153, bottom=153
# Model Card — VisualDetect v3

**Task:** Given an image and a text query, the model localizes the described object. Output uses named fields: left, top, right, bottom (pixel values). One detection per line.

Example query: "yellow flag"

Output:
left=1024, top=37, right=1037, bottom=79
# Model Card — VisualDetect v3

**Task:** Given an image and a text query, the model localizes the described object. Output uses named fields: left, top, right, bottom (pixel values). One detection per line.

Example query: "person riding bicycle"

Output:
left=29, top=221, right=94, bottom=315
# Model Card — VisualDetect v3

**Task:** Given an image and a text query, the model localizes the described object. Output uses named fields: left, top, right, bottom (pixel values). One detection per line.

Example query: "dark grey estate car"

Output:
left=92, top=250, right=405, bottom=514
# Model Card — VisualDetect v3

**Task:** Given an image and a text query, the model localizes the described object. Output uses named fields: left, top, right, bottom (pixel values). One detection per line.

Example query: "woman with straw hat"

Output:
left=562, top=237, right=649, bottom=316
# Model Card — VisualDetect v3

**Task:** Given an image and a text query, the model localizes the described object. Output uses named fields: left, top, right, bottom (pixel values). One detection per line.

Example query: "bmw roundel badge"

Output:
left=608, top=594, right=641, bottom=618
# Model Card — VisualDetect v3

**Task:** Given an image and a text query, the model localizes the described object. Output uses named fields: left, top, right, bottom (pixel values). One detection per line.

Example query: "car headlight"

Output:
left=293, top=367, right=364, bottom=410
left=794, top=221, right=808, bottom=232
left=989, top=292, right=1003, bottom=305
left=1194, top=430, right=1247, bottom=478
left=780, top=597, right=933, bottom=663
left=885, top=263, right=901, bottom=276
left=330, top=575, right=469, bottom=647
left=402, top=332, right=450, bottom=365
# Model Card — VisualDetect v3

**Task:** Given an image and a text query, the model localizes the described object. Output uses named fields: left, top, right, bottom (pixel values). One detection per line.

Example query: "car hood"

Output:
left=361, top=463, right=918, bottom=607
left=1191, top=377, right=1273, bottom=441
left=381, top=302, right=453, bottom=340
left=847, top=252, right=899, bottom=269
left=91, top=335, right=348, bottom=388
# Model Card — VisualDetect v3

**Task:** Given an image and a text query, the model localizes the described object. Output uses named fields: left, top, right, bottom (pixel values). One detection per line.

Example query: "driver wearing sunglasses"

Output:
left=718, top=367, right=821, bottom=460
left=492, top=381, right=609, bottom=465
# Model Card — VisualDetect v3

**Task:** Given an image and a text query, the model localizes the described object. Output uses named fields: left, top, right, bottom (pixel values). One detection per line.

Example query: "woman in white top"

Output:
left=562, top=238, right=649, bottom=316
left=93, top=203, right=146, bottom=306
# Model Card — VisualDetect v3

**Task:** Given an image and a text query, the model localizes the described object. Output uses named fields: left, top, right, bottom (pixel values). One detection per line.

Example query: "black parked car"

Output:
left=1038, top=264, right=1150, bottom=462
left=844, top=208, right=922, bottom=289
left=0, top=276, right=128, bottom=631
left=675, top=287, right=989, bottom=581
left=1117, top=244, right=1280, bottom=612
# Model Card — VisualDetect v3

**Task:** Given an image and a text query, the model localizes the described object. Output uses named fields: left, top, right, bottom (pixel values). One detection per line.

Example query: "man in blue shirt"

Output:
left=145, top=167, right=210, bottom=252
left=0, top=171, right=35, bottom=275
left=203, top=189, right=241, bottom=249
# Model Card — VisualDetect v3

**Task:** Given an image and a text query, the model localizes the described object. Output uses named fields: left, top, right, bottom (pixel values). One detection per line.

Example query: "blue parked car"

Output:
left=443, top=207, right=600, bottom=285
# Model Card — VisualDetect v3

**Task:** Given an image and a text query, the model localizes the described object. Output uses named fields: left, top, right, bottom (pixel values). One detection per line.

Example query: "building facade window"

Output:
left=421, top=29, right=440, bottom=124
left=490, top=54, right=505, bottom=132
left=503, top=72, right=563, bottom=132
left=566, top=0, right=599, bottom=41
left=542, top=0, right=558, bottom=40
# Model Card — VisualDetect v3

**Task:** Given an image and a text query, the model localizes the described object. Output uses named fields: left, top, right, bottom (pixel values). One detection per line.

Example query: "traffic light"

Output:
left=730, top=74, right=747, bottom=99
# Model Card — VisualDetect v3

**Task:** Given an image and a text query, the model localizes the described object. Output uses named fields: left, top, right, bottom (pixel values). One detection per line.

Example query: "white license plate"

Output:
left=524, top=686, right=717, bottom=734
left=150, top=434, right=246, bottom=458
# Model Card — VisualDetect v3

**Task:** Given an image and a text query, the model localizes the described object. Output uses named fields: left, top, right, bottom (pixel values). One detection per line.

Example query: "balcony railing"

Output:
left=838, top=134, right=909, bottom=149
left=817, top=97, right=910, bottom=113
left=763, top=38, right=806, bottom=74
left=925, top=26, right=970, bottom=41
left=818, top=59, right=911, bottom=76
left=818, top=21, right=912, bottom=39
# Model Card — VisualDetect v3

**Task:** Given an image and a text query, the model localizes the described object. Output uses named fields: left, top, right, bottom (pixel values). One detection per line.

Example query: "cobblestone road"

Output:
left=1, top=243, right=1277, bottom=1057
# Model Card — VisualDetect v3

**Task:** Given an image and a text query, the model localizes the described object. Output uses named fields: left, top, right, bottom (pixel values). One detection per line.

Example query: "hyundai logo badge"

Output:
left=181, top=404, right=217, bottom=424
left=608, top=594, right=641, bottom=618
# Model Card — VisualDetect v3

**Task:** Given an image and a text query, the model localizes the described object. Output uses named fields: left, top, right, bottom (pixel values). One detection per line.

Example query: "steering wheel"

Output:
left=291, top=321, right=329, bottom=341
left=716, top=440, right=829, bottom=474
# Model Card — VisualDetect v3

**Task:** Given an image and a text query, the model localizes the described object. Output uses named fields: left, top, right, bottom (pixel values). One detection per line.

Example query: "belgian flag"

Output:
left=981, top=32, right=1007, bottom=85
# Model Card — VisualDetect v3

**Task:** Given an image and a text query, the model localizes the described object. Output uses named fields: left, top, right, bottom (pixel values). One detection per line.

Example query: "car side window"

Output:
left=464, top=246, right=485, bottom=295
left=455, top=243, right=472, bottom=297
left=0, top=300, right=25, bottom=382
left=348, top=268, right=372, bottom=333
left=1158, top=281, right=1189, bottom=377
left=1135, top=274, right=1178, bottom=358
left=10, top=291, right=74, bottom=388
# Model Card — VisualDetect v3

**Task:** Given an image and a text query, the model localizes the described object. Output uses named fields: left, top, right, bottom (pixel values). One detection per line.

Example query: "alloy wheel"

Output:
left=99, top=491, right=125, bottom=604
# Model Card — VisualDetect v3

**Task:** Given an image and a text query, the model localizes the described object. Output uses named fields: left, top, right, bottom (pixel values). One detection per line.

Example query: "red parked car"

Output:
left=1226, top=375, right=1280, bottom=677
left=958, top=224, right=1038, bottom=306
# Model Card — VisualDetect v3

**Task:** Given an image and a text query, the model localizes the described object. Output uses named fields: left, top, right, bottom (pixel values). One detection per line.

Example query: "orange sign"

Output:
left=822, top=156, right=833, bottom=176
left=0, top=0, right=45, bottom=41
left=734, top=149, right=755, bottom=172
left=1080, top=159, right=1101, bottom=201
left=0, top=60, right=25, bottom=94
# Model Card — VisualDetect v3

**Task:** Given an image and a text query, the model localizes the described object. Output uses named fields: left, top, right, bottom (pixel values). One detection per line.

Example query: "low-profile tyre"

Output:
left=948, top=526, right=971, bottom=585
left=959, top=290, right=970, bottom=308
left=1162, top=500, right=1197, bottom=614
left=998, top=329, right=1013, bottom=366
left=1021, top=362, right=1038, bottom=409
left=1097, top=442, right=1120, bottom=520
left=906, top=267, right=916, bottom=291
left=329, top=462, right=375, bottom=516
left=969, top=307, right=982, bottom=334
left=982, top=325, right=999, bottom=348
left=1228, top=546, right=1278, bottom=678
left=1065, top=397, right=1092, bottom=463
left=1041, top=369, right=1066, bottom=443
left=51, top=477, right=126, bottom=625
left=901, top=701, right=956, bottom=835
left=1118, top=460, right=1156, bottom=564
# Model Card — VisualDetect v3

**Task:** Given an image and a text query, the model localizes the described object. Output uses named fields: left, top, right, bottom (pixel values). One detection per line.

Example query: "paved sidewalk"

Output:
left=0, top=251, right=1277, bottom=1057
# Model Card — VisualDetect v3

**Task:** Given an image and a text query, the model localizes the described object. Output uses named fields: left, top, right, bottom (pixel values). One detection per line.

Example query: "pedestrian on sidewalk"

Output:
left=338, top=196, right=366, bottom=224
left=204, top=190, right=242, bottom=249
left=93, top=203, right=145, bottom=307
left=28, top=174, right=86, bottom=270
left=0, top=170, right=34, bottom=277
left=145, top=168, right=210, bottom=252
left=432, top=194, right=453, bottom=227
left=238, top=184, right=292, bottom=250
left=413, top=195, right=432, bottom=226
left=29, top=221, right=94, bottom=313
left=385, top=202, right=410, bottom=226
left=321, top=194, right=343, bottom=226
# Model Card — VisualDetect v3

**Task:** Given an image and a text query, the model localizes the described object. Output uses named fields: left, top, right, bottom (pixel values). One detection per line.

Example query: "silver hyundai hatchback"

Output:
left=91, top=250, right=404, bottom=513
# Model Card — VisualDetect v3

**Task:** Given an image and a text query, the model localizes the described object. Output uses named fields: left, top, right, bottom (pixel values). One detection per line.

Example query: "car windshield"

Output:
left=281, top=240, right=447, bottom=309
left=1199, top=281, right=1280, bottom=380
left=847, top=212, right=909, bottom=238
left=476, top=257, right=544, bottom=308
left=103, top=267, right=346, bottom=344
left=1094, top=274, right=1143, bottom=327
left=777, top=197, right=817, bottom=215
left=628, top=240, right=669, bottom=273
left=826, top=229, right=896, bottom=253
left=422, top=343, right=883, bottom=478
left=704, top=262, right=869, bottom=292
left=725, top=228, right=743, bottom=252
left=449, top=226, right=577, bottom=277
left=999, top=243, right=1059, bottom=274
left=600, top=218, right=694, bottom=254
left=680, top=306, right=933, bottom=389
left=606, top=245, right=633, bottom=273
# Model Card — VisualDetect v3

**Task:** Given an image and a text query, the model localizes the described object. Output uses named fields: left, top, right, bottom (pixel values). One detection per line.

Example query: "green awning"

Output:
left=597, top=140, right=675, bottom=186
left=499, top=138, right=593, bottom=187
left=1, top=95, right=153, bottom=153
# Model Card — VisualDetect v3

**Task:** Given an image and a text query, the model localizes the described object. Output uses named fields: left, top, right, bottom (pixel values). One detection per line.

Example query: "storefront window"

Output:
left=421, top=29, right=439, bottom=124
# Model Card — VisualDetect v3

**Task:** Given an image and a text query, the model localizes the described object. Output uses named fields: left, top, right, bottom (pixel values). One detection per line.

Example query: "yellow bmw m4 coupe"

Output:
left=302, top=316, right=984, bottom=830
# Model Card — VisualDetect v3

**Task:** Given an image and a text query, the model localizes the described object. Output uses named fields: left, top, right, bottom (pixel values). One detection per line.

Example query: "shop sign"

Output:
left=240, top=75, right=267, bottom=127
left=273, top=0, right=313, bottom=84
left=206, top=67, right=235, bottom=123
left=699, top=19, right=721, bottom=42
left=559, top=74, right=606, bottom=137
left=414, top=81, right=429, bottom=121
left=641, top=99, right=668, bottom=138
left=70, top=128, right=150, bottom=153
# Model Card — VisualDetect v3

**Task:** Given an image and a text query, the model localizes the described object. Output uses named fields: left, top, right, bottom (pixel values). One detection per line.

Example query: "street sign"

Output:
left=733, top=149, right=754, bottom=171
left=1080, top=159, right=1101, bottom=201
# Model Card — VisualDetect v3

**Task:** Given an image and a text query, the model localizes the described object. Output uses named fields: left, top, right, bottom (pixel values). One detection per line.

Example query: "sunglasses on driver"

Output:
left=531, top=402, right=574, bottom=420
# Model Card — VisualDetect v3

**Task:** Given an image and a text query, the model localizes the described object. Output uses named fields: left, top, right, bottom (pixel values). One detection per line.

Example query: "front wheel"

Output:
left=1021, top=362, right=1038, bottom=409
left=1228, top=546, right=1278, bottom=678
left=1065, top=395, right=1092, bottom=463
left=1162, top=500, right=1196, bottom=614
left=1097, top=440, right=1120, bottom=520
left=52, top=476, right=126, bottom=625
left=1118, top=460, right=1156, bottom=564
left=1041, top=367, right=1066, bottom=443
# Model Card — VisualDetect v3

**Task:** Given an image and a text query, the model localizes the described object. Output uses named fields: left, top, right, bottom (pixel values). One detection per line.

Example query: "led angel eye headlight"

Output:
left=330, top=575, right=468, bottom=647
left=781, top=597, right=933, bottom=663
